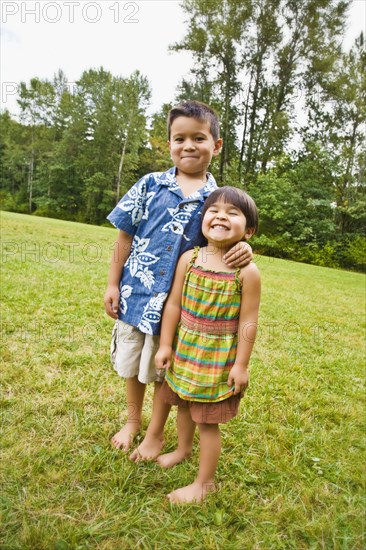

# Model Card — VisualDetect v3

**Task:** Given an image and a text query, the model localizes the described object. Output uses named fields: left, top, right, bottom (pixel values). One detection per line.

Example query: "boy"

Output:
left=104, top=100, right=252, bottom=460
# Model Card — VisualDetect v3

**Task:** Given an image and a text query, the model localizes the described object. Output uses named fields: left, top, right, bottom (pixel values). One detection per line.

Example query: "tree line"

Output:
left=0, top=0, right=364, bottom=270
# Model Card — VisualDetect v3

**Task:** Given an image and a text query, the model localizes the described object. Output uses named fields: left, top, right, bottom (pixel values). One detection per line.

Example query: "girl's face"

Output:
left=202, top=200, right=254, bottom=248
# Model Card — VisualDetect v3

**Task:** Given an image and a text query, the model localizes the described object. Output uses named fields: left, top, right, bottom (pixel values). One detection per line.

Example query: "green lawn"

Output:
left=1, top=211, right=365, bottom=549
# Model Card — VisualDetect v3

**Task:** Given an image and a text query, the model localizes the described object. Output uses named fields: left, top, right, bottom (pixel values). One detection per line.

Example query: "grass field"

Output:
left=1, top=211, right=365, bottom=549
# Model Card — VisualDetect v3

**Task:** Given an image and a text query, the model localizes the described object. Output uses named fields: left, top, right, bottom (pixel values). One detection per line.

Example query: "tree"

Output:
left=137, top=103, right=172, bottom=176
left=0, top=110, right=30, bottom=211
left=112, top=71, right=151, bottom=201
left=49, top=68, right=151, bottom=223
left=17, top=78, right=57, bottom=212
left=172, top=0, right=252, bottom=182
left=303, top=31, right=366, bottom=236
left=173, top=0, right=351, bottom=184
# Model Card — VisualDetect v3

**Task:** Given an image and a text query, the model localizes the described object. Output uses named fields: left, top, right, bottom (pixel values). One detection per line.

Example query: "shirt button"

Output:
left=166, top=245, right=172, bottom=251
left=179, top=204, right=185, bottom=209
left=160, top=270, right=166, bottom=276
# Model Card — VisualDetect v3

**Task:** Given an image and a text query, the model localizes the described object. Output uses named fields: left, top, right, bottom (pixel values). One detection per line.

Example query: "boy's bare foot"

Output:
left=157, top=449, right=191, bottom=469
left=167, top=481, right=216, bottom=504
left=129, top=434, right=164, bottom=461
left=111, top=422, right=141, bottom=452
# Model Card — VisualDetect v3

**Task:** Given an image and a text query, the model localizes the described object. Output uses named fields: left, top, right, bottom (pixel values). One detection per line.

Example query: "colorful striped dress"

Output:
left=165, top=247, right=242, bottom=403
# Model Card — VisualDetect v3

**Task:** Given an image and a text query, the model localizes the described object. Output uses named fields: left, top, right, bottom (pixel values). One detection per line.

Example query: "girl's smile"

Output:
left=202, top=200, right=254, bottom=248
left=210, top=223, right=229, bottom=231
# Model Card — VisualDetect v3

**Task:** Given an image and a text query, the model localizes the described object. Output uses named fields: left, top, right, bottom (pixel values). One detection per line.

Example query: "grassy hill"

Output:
left=1, top=211, right=365, bottom=549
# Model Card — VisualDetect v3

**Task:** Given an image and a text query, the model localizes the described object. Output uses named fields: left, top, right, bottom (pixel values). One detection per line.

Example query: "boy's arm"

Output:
left=223, top=241, right=253, bottom=268
left=155, top=249, right=193, bottom=370
left=227, top=263, right=261, bottom=394
left=104, top=230, right=133, bottom=319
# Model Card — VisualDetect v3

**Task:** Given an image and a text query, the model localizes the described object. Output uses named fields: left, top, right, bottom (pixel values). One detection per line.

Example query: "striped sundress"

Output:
left=165, top=247, right=242, bottom=403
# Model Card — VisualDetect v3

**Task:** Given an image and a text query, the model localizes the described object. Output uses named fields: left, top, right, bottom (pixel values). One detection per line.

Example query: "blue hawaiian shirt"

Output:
left=107, top=167, right=217, bottom=335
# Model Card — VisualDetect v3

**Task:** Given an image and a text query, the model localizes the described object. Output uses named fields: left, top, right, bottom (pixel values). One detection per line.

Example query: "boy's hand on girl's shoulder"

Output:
left=155, top=345, right=172, bottom=371
left=223, top=242, right=253, bottom=268
left=104, top=285, right=120, bottom=319
left=227, top=364, right=249, bottom=395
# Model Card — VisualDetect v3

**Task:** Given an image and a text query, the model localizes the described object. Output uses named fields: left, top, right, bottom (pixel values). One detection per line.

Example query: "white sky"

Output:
left=1, top=0, right=365, bottom=119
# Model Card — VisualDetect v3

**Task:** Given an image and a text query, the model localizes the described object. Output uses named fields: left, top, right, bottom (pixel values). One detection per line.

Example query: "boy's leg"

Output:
left=111, top=376, right=145, bottom=451
left=168, top=423, right=221, bottom=503
left=129, top=381, right=171, bottom=461
left=157, top=405, right=196, bottom=468
left=111, top=321, right=147, bottom=451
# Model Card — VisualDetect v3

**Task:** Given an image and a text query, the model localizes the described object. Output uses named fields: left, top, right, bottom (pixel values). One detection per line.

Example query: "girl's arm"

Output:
left=155, top=249, right=193, bottom=370
left=227, top=262, right=261, bottom=394
left=104, top=230, right=133, bottom=319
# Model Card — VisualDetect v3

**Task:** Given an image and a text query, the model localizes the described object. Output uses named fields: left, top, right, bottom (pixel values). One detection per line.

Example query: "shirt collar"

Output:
left=157, top=167, right=217, bottom=200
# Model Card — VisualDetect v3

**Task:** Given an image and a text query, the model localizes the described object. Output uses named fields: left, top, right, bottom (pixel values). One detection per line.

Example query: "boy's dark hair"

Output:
left=167, top=100, right=220, bottom=141
left=202, top=186, right=259, bottom=234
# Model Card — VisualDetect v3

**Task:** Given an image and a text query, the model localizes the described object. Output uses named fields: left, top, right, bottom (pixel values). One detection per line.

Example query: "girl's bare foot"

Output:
left=129, top=434, right=165, bottom=461
left=157, top=449, right=191, bottom=469
left=167, top=480, right=216, bottom=504
left=111, top=422, right=140, bottom=452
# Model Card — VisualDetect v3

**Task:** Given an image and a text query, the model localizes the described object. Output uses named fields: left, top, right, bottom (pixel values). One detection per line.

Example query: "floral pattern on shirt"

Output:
left=126, top=236, right=159, bottom=290
left=138, top=293, right=168, bottom=335
left=161, top=202, right=199, bottom=241
left=117, top=177, right=155, bottom=226
left=119, top=285, right=132, bottom=314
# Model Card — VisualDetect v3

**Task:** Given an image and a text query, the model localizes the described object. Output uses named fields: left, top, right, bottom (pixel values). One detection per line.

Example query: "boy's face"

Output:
left=168, top=116, right=222, bottom=178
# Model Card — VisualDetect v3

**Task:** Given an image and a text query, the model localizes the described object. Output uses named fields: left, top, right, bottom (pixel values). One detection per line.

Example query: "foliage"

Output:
left=137, top=103, right=173, bottom=176
left=0, top=69, right=151, bottom=225
left=174, top=0, right=352, bottom=182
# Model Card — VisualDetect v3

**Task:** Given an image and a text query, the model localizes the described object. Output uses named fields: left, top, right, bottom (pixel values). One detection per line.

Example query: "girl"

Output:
left=155, top=186, right=261, bottom=503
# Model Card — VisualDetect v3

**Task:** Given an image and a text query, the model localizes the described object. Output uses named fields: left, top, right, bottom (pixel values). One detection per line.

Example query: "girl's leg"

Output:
left=157, top=405, right=196, bottom=468
left=111, top=376, right=146, bottom=451
left=168, top=423, right=221, bottom=503
left=129, top=381, right=172, bottom=461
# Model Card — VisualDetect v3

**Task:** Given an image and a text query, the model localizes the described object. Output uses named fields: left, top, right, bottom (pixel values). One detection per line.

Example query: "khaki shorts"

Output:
left=110, top=320, right=162, bottom=384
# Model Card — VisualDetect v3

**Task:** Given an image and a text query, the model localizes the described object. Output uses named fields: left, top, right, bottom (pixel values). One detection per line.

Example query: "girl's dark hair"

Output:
left=202, top=186, right=259, bottom=234
left=167, top=100, right=220, bottom=141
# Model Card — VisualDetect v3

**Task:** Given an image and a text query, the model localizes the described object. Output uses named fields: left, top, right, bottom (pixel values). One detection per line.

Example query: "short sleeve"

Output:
left=106, top=175, right=152, bottom=236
